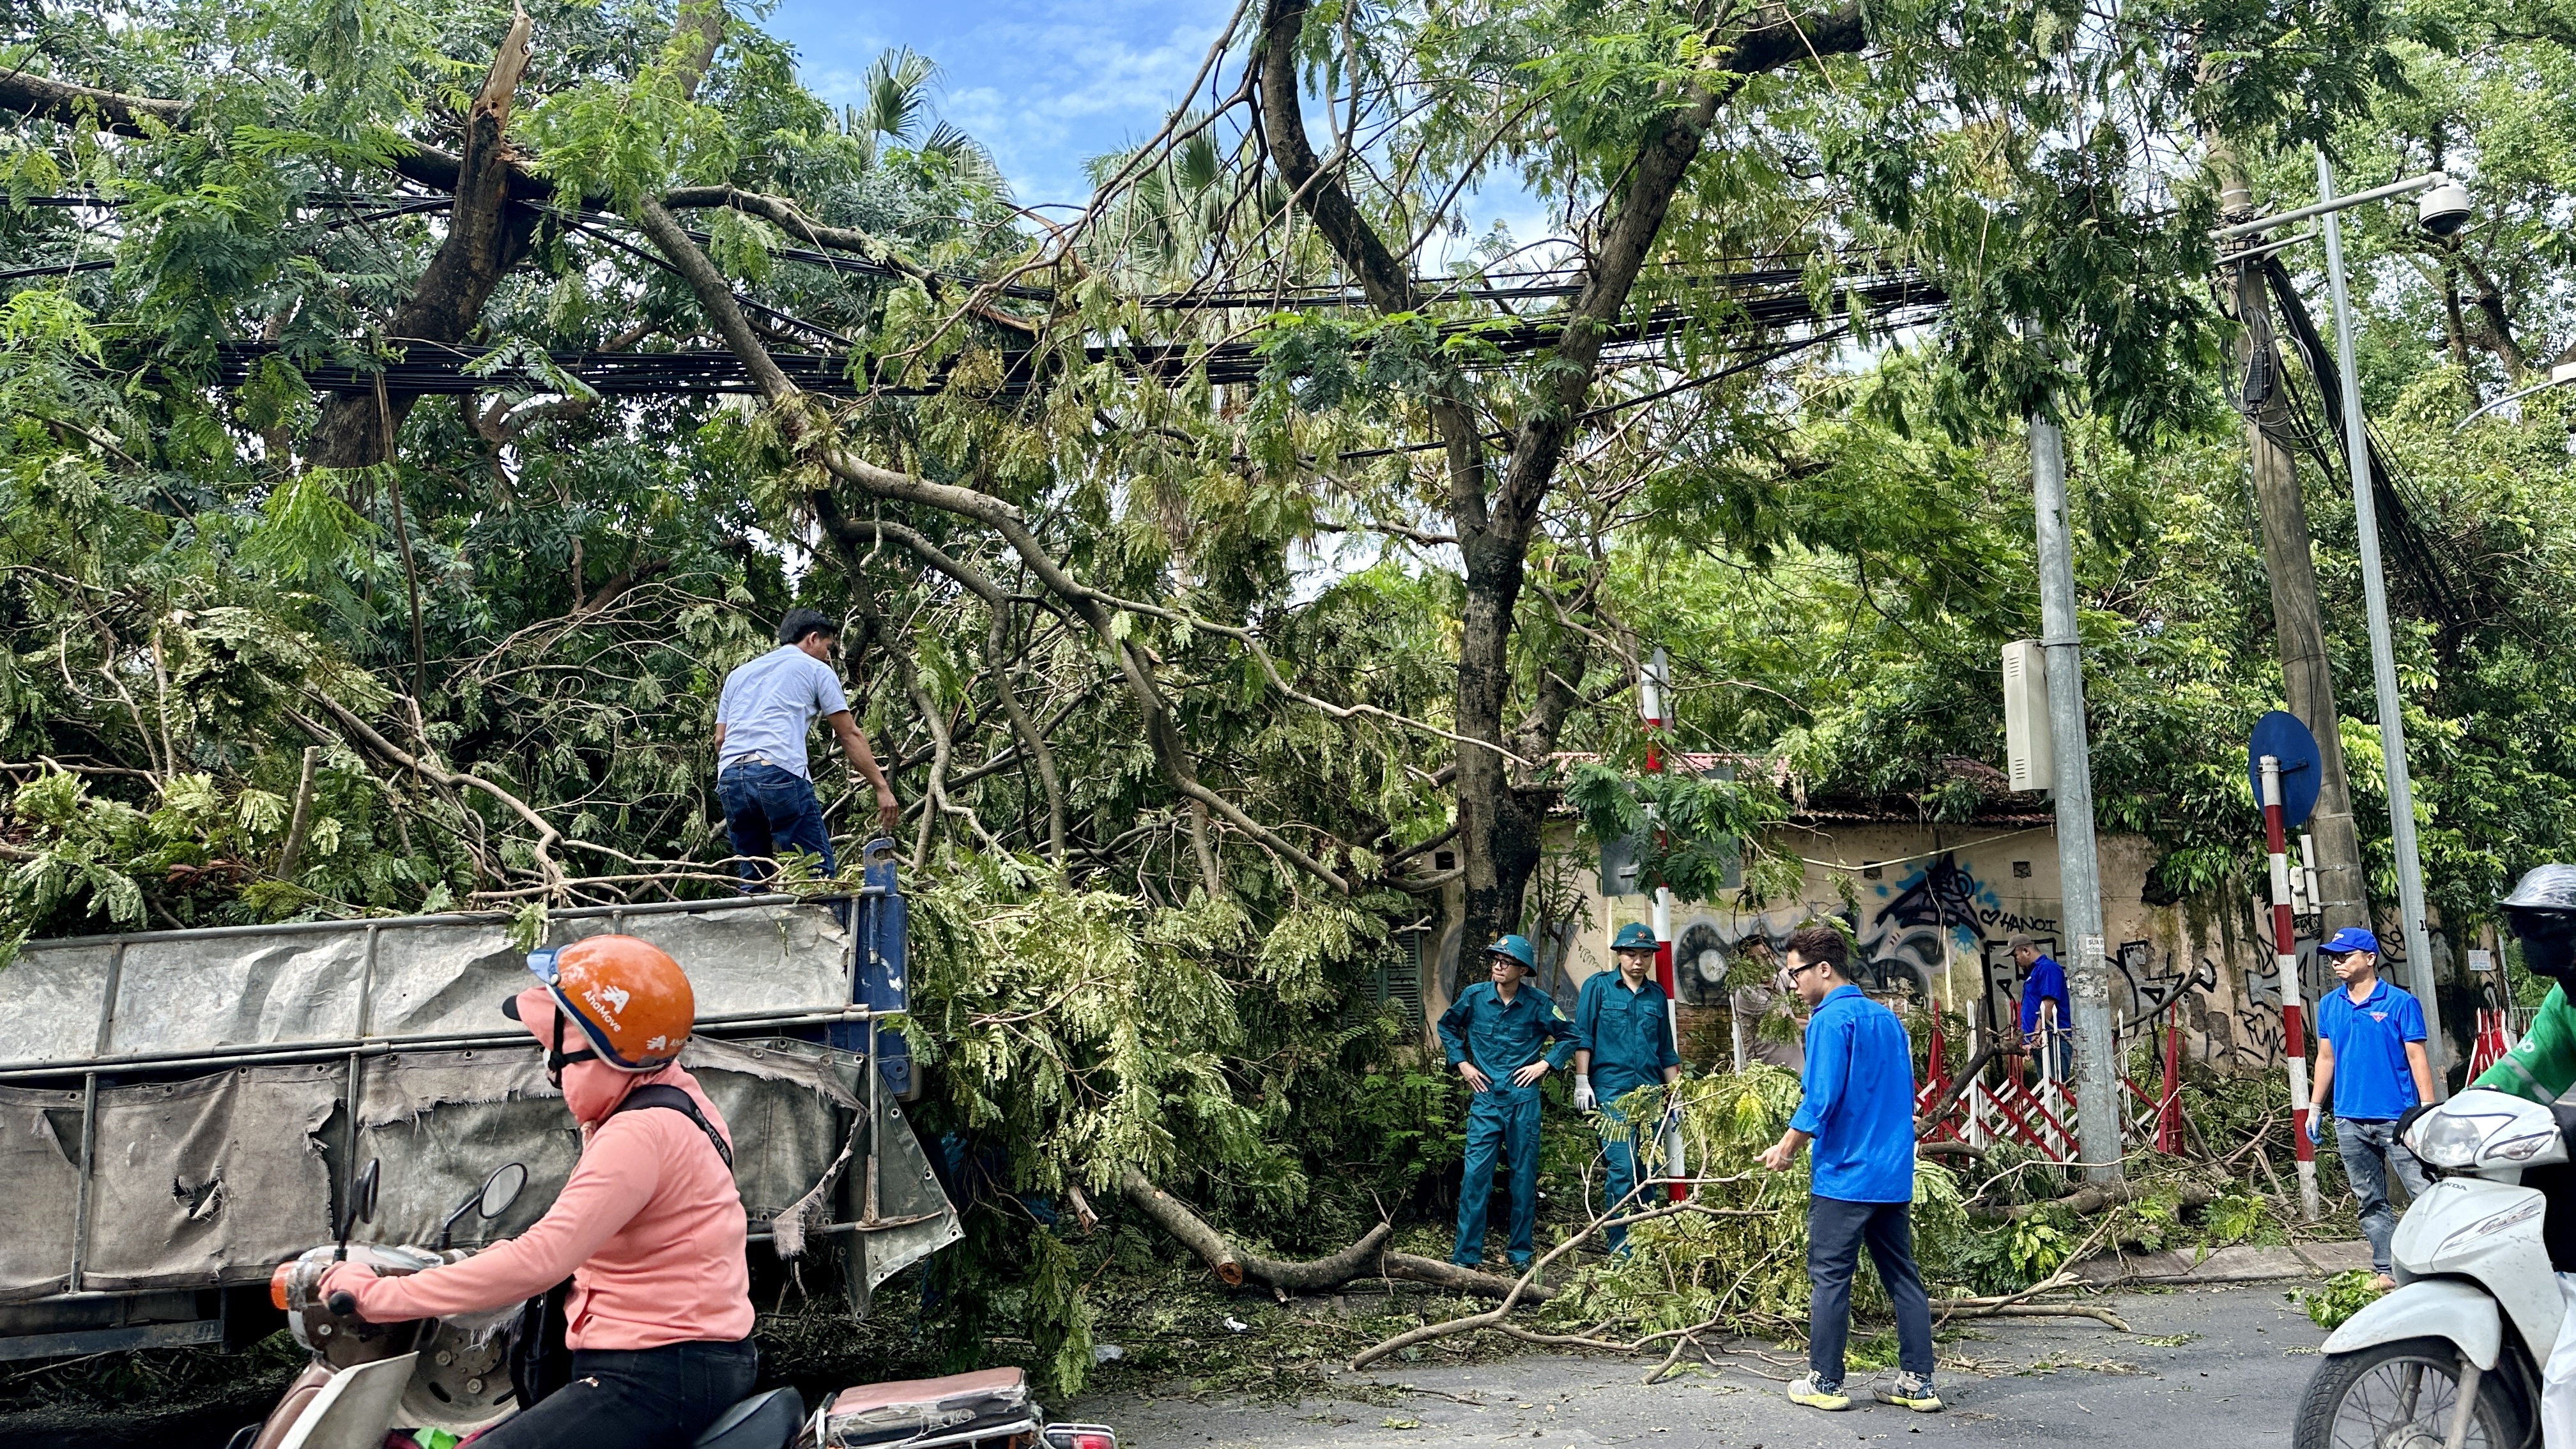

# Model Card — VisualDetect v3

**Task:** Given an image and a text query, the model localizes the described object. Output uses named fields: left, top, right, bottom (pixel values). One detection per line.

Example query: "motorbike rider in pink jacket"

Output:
left=321, top=936, right=756, bottom=1448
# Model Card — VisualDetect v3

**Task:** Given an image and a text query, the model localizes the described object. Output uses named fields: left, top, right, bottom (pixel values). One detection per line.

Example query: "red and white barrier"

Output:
left=2260, top=755, right=2322, bottom=1221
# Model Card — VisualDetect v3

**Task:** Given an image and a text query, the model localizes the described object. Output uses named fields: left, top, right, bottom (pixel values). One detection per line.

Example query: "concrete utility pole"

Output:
left=2217, top=162, right=2372, bottom=945
left=2030, top=413, right=2122, bottom=1184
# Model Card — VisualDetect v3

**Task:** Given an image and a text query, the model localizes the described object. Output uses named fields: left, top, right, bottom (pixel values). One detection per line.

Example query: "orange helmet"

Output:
left=521, top=935, right=695, bottom=1071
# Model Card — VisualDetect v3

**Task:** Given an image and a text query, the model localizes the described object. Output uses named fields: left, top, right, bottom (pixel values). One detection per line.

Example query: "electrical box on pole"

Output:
left=2002, top=640, right=2053, bottom=793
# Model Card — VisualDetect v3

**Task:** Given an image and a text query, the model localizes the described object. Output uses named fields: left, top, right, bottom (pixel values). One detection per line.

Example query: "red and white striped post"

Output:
left=1639, top=648, right=1680, bottom=1018
left=1639, top=648, right=1687, bottom=1198
left=2261, top=754, right=2322, bottom=1220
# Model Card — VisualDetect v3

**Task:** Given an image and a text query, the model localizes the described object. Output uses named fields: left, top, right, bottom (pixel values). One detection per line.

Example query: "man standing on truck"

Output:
left=714, top=608, right=901, bottom=884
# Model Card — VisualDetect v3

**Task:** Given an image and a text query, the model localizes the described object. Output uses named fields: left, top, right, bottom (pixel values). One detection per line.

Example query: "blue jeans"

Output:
left=1806, top=1195, right=1934, bottom=1388
left=2336, top=1117, right=2431, bottom=1275
left=717, top=763, right=836, bottom=885
left=1453, top=1085, right=1543, bottom=1267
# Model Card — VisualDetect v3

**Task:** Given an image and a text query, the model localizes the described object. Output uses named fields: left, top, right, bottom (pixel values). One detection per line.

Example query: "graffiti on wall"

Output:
left=1629, top=847, right=2304, bottom=1071
left=1670, top=911, right=1803, bottom=1007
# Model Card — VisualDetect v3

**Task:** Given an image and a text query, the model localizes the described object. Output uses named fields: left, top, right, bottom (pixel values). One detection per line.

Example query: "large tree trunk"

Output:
left=1255, top=0, right=1865, bottom=962
left=1456, top=528, right=1542, bottom=969
left=309, top=10, right=540, bottom=468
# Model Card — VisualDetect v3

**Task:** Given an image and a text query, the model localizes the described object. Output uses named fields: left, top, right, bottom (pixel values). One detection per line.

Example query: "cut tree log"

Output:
left=1114, top=1167, right=1549, bottom=1303
left=1376, top=1252, right=1551, bottom=1303
left=1969, top=1179, right=2216, bottom=1222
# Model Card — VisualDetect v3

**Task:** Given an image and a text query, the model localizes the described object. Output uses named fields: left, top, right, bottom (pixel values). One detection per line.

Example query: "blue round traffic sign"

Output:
left=2248, top=710, right=2323, bottom=829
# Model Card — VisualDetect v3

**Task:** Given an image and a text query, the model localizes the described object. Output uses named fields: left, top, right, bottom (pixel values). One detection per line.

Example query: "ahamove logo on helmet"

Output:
left=589, top=983, right=632, bottom=1025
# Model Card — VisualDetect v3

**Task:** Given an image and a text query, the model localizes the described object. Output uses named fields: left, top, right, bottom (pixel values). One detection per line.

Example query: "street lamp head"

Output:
left=2417, top=175, right=2472, bottom=237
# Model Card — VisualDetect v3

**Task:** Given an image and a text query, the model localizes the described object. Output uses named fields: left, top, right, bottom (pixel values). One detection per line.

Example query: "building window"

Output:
left=1434, top=850, right=1455, bottom=872
left=1363, top=930, right=1427, bottom=1030
left=2013, top=860, right=2033, bottom=879
left=1862, top=861, right=1882, bottom=880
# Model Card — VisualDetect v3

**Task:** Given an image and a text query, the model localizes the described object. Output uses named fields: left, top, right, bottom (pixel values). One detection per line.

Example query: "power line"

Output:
left=198, top=275, right=1943, bottom=401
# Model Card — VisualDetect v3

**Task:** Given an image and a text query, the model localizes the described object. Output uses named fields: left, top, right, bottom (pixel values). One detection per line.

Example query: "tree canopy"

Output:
left=13, top=0, right=2576, bottom=1386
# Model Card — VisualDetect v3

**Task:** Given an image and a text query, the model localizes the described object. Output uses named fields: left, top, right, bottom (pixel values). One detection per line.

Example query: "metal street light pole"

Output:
left=2313, top=155, right=2448, bottom=1094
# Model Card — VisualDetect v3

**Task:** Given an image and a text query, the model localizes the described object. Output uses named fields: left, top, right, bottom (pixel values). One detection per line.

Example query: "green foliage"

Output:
left=6, top=0, right=2576, bottom=1395
left=2302, top=1269, right=2382, bottom=1331
left=1563, top=761, right=1797, bottom=905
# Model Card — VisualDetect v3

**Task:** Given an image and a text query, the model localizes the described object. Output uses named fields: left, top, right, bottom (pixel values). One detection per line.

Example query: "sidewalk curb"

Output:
left=2070, top=1239, right=2372, bottom=1286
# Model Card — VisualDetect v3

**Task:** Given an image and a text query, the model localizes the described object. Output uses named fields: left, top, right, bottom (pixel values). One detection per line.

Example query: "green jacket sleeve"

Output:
left=2474, top=983, right=2576, bottom=1103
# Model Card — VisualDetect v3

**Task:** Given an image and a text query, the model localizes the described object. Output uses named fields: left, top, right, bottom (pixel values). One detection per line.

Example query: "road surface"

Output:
left=1070, top=1283, right=2328, bottom=1449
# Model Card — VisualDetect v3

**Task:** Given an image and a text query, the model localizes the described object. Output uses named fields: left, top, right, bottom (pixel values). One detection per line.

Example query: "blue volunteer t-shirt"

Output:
left=716, top=645, right=850, bottom=780
left=2019, top=954, right=2069, bottom=1034
left=2317, top=977, right=2426, bottom=1122
left=1790, top=985, right=1918, bottom=1204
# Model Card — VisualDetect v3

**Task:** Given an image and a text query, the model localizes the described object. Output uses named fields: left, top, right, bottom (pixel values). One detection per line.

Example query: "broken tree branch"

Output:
left=300, top=694, right=565, bottom=891
left=1969, top=1180, right=2217, bottom=1223
left=275, top=744, right=321, bottom=880
left=629, top=193, right=1349, bottom=891
left=1116, top=1166, right=1411, bottom=1296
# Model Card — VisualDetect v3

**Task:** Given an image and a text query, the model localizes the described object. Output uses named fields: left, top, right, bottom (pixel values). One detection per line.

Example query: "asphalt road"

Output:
left=1069, top=1283, right=2330, bottom=1449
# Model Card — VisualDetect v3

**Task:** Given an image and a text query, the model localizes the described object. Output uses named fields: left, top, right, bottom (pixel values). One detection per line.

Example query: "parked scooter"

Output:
left=2294, top=1088, right=2576, bottom=1448
left=231, top=1158, right=1122, bottom=1449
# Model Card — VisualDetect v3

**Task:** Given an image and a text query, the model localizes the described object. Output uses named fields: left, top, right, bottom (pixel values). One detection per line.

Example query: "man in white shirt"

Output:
left=714, top=609, right=901, bottom=884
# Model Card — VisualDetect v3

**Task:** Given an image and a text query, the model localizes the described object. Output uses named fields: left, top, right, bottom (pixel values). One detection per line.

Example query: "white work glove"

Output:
left=1572, top=1075, right=1597, bottom=1112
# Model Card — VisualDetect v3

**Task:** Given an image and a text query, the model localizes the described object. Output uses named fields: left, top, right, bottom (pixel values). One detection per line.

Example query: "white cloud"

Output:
left=769, top=0, right=1234, bottom=208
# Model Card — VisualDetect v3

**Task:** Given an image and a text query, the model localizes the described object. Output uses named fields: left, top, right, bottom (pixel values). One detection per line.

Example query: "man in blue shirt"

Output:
left=2307, top=926, right=2435, bottom=1290
left=1572, top=923, right=1683, bottom=1252
left=714, top=609, right=901, bottom=887
left=1438, top=935, right=1576, bottom=1270
left=1761, top=925, right=1938, bottom=1414
left=2011, top=935, right=2071, bottom=1084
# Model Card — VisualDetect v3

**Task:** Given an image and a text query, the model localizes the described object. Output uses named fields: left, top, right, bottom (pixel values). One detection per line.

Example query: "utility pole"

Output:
left=2030, top=413, right=2122, bottom=1184
left=2215, top=160, right=2371, bottom=945
left=2316, top=155, right=2447, bottom=1092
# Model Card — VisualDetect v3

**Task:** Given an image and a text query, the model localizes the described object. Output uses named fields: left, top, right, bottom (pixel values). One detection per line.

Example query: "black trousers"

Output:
left=477, top=1337, right=758, bottom=1449
left=1805, top=1195, right=1935, bottom=1384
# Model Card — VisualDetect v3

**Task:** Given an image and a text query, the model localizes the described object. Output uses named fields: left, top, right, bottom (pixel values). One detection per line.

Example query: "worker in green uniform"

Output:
left=1572, top=922, right=1683, bottom=1252
left=2472, top=865, right=2576, bottom=1103
left=1438, top=935, right=1577, bottom=1271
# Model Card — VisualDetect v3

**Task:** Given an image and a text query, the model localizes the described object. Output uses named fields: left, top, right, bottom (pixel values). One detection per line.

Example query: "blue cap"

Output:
left=1487, top=933, right=1536, bottom=969
left=2320, top=926, right=2380, bottom=956
left=1612, top=923, right=1659, bottom=952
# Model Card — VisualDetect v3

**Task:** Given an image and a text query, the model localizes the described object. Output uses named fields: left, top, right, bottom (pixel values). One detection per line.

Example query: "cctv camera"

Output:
left=2418, top=176, right=2472, bottom=238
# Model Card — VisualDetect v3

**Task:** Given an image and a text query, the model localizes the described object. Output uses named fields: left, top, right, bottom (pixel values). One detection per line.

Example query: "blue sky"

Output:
left=761, top=0, right=1239, bottom=211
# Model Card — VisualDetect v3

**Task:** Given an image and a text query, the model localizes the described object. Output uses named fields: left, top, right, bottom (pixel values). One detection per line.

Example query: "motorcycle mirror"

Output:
left=437, top=1162, right=529, bottom=1250
left=479, top=1162, right=527, bottom=1219
left=337, top=1158, right=382, bottom=1260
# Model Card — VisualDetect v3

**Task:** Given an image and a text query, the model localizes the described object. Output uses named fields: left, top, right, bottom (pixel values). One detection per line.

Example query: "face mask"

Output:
left=2511, top=909, right=2576, bottom=983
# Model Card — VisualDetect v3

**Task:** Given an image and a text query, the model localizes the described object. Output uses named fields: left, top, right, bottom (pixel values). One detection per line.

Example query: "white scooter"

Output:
left=2296, top=1089, right=2576, bottom=1448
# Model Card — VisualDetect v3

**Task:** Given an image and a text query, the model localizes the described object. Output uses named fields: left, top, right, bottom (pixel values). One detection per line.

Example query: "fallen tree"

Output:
left=1970, top=1179, right=2218, bottom=1223
left=1115, top=1167, right=1552, bottom=1304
